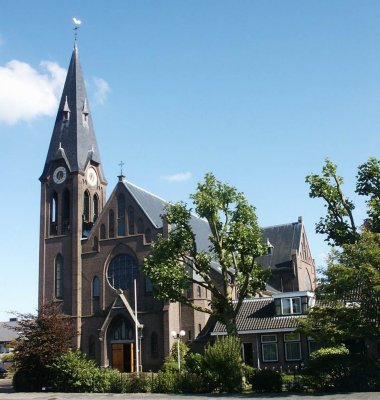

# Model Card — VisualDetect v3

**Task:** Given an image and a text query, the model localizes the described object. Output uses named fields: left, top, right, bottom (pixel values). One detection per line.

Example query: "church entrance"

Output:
left=111, top=343, right=134, bottom=372
left=108, top=316, right=136, bottom=372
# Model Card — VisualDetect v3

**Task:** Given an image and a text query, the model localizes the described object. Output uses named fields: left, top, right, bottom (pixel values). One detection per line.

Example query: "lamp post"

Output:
left=171, top=330, right=186, bottom=371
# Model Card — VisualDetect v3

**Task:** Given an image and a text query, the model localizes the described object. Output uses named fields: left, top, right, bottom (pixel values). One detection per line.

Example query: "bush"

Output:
left=125, top=372, right=151, bottom=393
left=184, top=352, right=204, bottom=374
left=203, top=336, right=243, bottom=393
left=152, top=370, right=180, bottom=393
left=48, top=350, right=122, bottom=393
left=303, top=345, right=380, bottom=392
left=242, top=364, right=256, bottom=386
left=178, top=371, right=208, bottom=393
left=251, top=369, right=282, bottom=392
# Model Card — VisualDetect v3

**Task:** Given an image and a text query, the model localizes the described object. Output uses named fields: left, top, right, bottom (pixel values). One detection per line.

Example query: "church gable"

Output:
left=82, top=178, right=159, bottom=254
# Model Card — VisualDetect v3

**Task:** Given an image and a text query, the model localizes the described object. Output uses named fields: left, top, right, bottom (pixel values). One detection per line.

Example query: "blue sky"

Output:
left=1, top=1, right=380, bottom=321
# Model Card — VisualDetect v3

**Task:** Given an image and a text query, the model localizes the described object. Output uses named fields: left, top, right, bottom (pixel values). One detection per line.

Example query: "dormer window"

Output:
left=63, top=96, right=70, bottom=122
left=281, top=297, right=301, bottom=315
left=82, top=100, right=89, bottom=125
left=266, top=238, right=274, bottom=255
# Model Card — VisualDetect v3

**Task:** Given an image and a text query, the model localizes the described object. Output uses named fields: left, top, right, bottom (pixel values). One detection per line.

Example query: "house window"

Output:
left=308, top=339, right=321, bottom=355
left=281, top=298, right=301, bottom=315
left=284, top=332, right=301, bottom=361
left=197, top=285, right=202, bottom=298
left=55, top=254, right=64, bottom=300
left=261, top=335, right=278, bottom=362
left=198, top=324, right=202, bottom=335
left=188, top=330, right=192, bottom=340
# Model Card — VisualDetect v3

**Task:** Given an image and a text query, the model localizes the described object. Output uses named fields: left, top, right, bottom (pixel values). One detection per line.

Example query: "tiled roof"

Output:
left=212, top=298, right=301, bottom=334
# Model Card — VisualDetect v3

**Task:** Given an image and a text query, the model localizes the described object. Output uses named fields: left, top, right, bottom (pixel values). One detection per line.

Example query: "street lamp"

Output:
left=171, top=330, right=186, bottom=371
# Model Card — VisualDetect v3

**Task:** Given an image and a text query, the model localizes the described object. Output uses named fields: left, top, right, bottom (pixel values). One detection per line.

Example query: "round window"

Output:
left=107, top=254, right=138, bottom=290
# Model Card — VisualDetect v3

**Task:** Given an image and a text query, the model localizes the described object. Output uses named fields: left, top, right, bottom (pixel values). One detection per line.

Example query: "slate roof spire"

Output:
left=40, top=45, right=105, bottom=181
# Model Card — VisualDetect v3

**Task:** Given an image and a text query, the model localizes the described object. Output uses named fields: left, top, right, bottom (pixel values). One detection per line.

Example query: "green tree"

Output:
left=11, top=302, right=73, bottom=391
left=302, top=158, right=380, bottom=344
left=143, top=173, right=269, bottom=335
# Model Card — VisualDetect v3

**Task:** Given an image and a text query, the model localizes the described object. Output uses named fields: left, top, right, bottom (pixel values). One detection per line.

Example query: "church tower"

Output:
left=38, top=44, right=107, bottom=348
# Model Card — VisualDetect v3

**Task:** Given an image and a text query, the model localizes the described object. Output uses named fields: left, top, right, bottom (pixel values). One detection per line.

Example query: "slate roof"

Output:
left=212, top=298, right=301, bottom=334
left=256, top=221, right=302, bottom=270
left=0, top=321, right=19, bottom=343
left=123, top=180, right=211, bottom=252
left=40, top=45, right=104, bottom=181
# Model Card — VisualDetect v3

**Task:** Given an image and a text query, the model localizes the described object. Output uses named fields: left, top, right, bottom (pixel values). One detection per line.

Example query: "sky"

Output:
left=1, top=1, right=380, bottom=321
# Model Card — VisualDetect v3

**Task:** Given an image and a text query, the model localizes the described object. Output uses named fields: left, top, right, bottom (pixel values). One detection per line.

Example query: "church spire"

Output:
left=40, top=45, right=105, bottom=182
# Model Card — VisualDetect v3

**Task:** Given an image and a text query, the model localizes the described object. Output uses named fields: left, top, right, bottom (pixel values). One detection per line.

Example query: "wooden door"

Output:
left=112, top=343, right=124, bottom=372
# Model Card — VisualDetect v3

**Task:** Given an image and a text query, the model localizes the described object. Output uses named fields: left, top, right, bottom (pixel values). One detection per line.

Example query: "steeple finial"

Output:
left=72, top=17, right=82, bottom=46
left=118, top=161, right=125, bottom=182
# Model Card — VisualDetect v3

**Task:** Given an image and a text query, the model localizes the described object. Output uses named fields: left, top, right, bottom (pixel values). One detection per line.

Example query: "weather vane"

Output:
left=119, top=161, right=125, bottom=176
left=72, top=17, right=82, bottom=43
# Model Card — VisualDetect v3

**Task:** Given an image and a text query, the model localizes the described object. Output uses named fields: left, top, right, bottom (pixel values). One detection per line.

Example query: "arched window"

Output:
left=117, top=194, right=126, bottom=236
left=128, top=206, right=135, bottom=235
left=50, top=192, right=58, bottom=236
left=55, top=254, right=64, bottom=299
left=137, top=218, right=144, bottom=234
left=197, top=285, right=202, bottom=298
left=88, top=335, right=96, bottom=359
left=62, top=189, right=70, bottom=234
left=83, top=191, right=90, bottom=222
left=100, top=224, right=106, bottom=239
left=107, top=254, right=138, bottom=290
left=109, top=316, right=134, bottom=341
left=93, top=194, right=99, bottom=222
left=145, top=229, right=152, bottom=243
left=151, top=332, right=158, bottom=357
left=109, top=209, right=115, bottom=238
left=93, top=276, right=100, bottom=299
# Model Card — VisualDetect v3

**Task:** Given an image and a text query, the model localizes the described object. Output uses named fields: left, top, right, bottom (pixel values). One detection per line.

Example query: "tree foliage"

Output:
left=303, top=158, right=380, bottom=343
left=11, top=302, right=73, bottom=391
left=143, top=173, right=269, bottom=335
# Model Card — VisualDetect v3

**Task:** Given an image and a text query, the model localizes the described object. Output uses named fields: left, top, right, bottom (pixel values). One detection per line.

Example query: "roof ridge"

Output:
left=125, top=180, right=169, bottom=204
left=261, top=221, right=300, bottom=230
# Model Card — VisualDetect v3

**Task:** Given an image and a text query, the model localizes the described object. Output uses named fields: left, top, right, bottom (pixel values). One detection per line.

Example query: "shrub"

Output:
left=203, top=336, right=243, bottom=393
left=304, top=345, right=380, bottom=392
left=49, top=350, right=122, bottom=393
left=251, top=369, right=282, bottom=392
left=184, top=352, right=204, bottom=374
left=125, top=372, right=151, bottom=393
left=178, top=371, right=208, bottom=393
left=152, top=370, right=180, bottom=393
left=242, top=364, right=256, bottom=386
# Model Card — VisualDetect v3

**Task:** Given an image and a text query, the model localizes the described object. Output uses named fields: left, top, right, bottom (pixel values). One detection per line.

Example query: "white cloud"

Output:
left=163, top=172, right=192, bottom=182
left=0, top=59, right=66, bottom=125
left=93, top=76, right=110, bottom=105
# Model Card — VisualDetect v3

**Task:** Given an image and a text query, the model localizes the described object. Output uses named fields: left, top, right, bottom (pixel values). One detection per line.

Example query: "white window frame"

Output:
left=284, top=332, right=301, bottom=361
left=281, top=297, right=301, bottom=315
left=261, top=334, right=278, bottom=362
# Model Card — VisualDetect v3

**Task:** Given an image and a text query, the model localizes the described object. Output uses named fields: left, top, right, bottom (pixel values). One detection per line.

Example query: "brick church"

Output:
left=38, top=44, right=316, bottom=372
